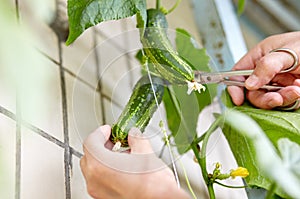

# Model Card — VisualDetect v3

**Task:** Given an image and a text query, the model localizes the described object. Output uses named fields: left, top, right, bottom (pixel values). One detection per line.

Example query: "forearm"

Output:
left=141, top=178, right=190, bottom=199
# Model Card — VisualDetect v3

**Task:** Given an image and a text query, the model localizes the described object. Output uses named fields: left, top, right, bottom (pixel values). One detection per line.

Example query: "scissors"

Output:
left=194, top=47, right=300, bottom=91
left=194, top=69, right=287, bottom=91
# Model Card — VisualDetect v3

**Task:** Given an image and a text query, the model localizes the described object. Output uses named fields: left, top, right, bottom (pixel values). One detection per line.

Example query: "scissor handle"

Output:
left=222, top=80, right=283, bottom=91
left=194, top=70, right=255, bottom=84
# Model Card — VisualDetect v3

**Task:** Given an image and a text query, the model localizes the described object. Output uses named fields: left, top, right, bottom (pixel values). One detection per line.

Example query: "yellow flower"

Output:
left=230, top=167, right=249, bottom=179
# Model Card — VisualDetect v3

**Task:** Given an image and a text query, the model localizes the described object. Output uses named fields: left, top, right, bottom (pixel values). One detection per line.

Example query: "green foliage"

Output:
left=163, top=86, right=199, bottom=153
left=278, top=138, right=300, bottom=180
left=237, top=0, right=246, bottom=15
left=221, top=91, right=300, bottom=198
left=175, top=28, right=210, bottom=70
left=222, top=91, right=300, bottom=147
left=140, top=9, right=195, bottom=84
left=66, top=0, right=147, bottom=45
left=162, top=28, right=216, bottom=154
left=110, top=75, right=164, bottom=147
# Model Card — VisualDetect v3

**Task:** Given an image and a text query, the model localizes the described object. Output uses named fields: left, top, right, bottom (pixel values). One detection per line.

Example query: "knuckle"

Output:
left=290, top=87, right=300, bottom=97
left=256, top=57, right=274, bottom=68
left=87, top=186, right=99, bottom=199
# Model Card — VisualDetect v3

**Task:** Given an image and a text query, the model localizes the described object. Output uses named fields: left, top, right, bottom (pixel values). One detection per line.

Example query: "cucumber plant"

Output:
left=109, top=75, right=164, bottom=149
left=140, top=9, right=194, bottom=85
left=66, top=0, right=300, bottom=198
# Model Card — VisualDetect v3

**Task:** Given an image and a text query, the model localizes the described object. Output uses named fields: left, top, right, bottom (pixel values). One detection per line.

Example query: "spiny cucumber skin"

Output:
left=110, top=75, right=164, bottom=147
left=141, top=9, right=194, bottom=85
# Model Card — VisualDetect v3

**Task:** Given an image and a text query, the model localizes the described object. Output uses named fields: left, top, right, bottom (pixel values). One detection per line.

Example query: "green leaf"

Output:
left=222, top=91, right=300, bottom=147
left=164, top=86, right=217, bottom=153
left=278, top=138, right=300, bottom=178
left=66, top=0, right=147, bottom=45
left=175, top=28, right=211, bottom=71
left=219, top=110, right=271, bottom=193
left=237, top=0, right=246, bottom=15
left=162, top=29, right=217, bottom=153
left=221, top=91, right=300, bottom=197
left=136, top=10, right=146, bottom=37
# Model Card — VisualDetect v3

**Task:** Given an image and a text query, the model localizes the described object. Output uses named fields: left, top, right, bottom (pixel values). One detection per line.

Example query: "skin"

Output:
left=228, top=31, right=300, bottom=109
left=80, top=125, right=190, bottom=199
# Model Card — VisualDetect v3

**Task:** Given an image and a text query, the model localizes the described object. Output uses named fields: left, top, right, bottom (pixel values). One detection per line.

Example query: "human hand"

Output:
left=80, top=125, right=190, bottom=199
left=228, top=31, right=300, bottom=110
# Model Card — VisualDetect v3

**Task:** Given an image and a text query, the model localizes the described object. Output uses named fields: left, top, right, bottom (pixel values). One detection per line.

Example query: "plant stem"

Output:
left=207, top=184, right=216, bottom=199
left=265, top=183, right=276, bottom=199
left=166, top=0, right=182, bottom=14
left=214, top=181, right=248, bottom=189
left=156, top=0, right=161, bottom=9
left=191, top=116, right=223, bottom=199
left=183, top=132, right=206, bottom=153
left=193, top=132, right=206, bottom=145
left=199, top=116, right=223, bottom=181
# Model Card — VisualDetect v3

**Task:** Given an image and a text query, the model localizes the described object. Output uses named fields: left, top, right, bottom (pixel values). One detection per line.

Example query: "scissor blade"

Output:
left=194, top=71, right=226, bottom=84
left=194, top=70, right=254, bottom=84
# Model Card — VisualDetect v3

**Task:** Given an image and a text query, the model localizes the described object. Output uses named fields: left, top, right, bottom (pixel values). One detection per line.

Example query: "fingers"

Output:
left=232, top=32, right=300, bottom=91
left=80, top=155, right=87, bottom=178
left=83, top=125, right=112, bottom=150
left=82, top=125, right=114, bottom=166
left=247, top=90, right=283, bottom=109
left=128, top=127, right=154, bottom=154
left=278, top=86, right=300, bottom=106
left=98, top=124, right=112, bottom=141
left=245, top=50, right=296, bottom=90
left=271, top=73, right=297, bottom=86
left=247, top=86, right=300, bottom=109
left=227, top=86, right=245, bottom=106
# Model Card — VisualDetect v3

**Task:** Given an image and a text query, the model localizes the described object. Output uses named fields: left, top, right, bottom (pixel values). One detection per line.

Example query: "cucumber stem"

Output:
left=112, top=141, right=122, bottom=152
left=112, top=141, right=130, bottom=152
left=166, top=0, right=182, bottom=14
left=156, top=0, right=161, bottom=9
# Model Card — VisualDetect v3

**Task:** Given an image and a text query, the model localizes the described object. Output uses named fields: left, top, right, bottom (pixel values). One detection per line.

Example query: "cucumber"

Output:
left=140, top=9, right=195, bottom=85
left=110, top=75, right=164, bottom=148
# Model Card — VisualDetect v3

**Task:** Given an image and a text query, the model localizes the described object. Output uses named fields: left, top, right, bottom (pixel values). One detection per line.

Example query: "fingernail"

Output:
left=267, top=99, right=278, bottom=108
left=246, top=75, right=259, bottom=88
left=129, top=127, right=142, bottom=137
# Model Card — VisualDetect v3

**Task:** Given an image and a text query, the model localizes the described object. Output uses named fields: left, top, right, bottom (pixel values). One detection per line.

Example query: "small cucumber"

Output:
left=110, top=75, right=164, bottom=147
left=141, top=9, right=195, bottom=85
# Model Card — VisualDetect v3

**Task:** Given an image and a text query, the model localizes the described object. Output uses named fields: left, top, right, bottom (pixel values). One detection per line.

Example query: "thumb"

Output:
left=83, top=125, right=111, bottom=150
left=128, top=127, right=154, bottom=154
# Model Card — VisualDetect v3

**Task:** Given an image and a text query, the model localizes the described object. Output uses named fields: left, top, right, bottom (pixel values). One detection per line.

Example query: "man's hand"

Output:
left=80, top=125, right=190, bottom=199
left=228, top=31, right=300, bottom=109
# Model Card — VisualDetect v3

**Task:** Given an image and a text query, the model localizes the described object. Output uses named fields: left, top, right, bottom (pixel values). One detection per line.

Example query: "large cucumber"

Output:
left=110, top=75, right=164, bottom=148
left=140, top=9, right=195, bottom=85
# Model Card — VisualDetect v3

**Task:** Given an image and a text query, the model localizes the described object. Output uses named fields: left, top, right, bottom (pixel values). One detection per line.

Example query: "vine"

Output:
left=66, top=0, right=300, bottom=198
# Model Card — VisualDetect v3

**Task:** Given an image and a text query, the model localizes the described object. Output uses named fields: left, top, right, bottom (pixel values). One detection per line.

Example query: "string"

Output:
left=143, top=51, right=181, bottom=188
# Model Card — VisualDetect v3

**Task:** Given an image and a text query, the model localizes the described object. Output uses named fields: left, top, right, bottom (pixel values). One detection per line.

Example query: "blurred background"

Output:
left=0, top=0, right=299, bottom=198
